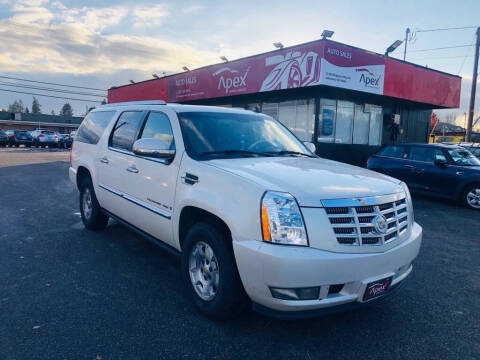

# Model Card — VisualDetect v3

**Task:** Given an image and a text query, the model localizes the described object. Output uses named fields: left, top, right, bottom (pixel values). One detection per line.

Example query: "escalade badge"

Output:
left=373, top=215, right=388, bottom=235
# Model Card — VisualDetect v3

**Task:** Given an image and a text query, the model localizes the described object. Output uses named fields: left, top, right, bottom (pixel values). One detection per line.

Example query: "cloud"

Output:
left=0, top=1, right=217, bottom=75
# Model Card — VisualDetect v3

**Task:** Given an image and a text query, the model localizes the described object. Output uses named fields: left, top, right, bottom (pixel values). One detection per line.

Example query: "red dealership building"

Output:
left=108, top=39, right=461, bottom=166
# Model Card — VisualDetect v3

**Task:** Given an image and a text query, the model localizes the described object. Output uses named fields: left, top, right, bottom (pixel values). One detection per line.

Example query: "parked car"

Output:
left=367, top=143, right=480, bottom=210
left=70, top=101, right=422, bottom=319
left=31, top=130, right=59, bottom=148
left=458, top=142, right=480, bottom=159
left=0, top=129, right=8, bottom=146
left=6, top=129, right=33, bottom=147
left=58, top=133, right=73, bottom=149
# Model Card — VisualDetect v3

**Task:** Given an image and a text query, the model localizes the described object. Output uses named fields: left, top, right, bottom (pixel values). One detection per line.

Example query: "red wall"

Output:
left=384, top=58, right=461, bottom=108
left=108, top=78, right=169, bottom=103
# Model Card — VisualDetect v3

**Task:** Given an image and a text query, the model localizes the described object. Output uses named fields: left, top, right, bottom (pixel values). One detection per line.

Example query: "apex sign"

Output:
left=213, top=66, right=251, bottom=94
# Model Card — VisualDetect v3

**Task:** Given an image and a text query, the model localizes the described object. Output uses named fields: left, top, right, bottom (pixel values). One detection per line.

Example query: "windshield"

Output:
left=448, top=148, right=480, bottom=166
left=177, top=111, right=314, bottom=159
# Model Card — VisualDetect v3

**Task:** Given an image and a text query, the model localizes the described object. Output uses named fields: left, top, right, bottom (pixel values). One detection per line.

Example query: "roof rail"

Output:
left=101, top=100, right=167, bottom=107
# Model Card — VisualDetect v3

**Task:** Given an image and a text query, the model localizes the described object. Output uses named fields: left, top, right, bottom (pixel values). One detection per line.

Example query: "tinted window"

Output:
left=378, top=145, right=409, bottom=159
left=76, top=111, right=116, bottom=145
left=410, top=147, right=445, bottom=163
left=110, top=111, right=144, bottom=151
left=139, top=112, right=175, bottom=149
left=447, top=148, right=480, bottom=166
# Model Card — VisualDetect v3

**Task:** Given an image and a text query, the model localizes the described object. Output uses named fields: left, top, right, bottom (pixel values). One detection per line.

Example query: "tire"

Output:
left=461, top=184, right=480, bottom=210
left=181, top=222, right=248, bottom=320
left=79, top=178, right=109, bottom=230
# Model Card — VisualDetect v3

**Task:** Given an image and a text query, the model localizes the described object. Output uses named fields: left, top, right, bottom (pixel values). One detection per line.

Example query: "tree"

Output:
left=32, top=97, right=41, bottom=114
left=8, top=99, right=24, bottom=113
left=51, top=110, right=55, bottom=115
left=60, top=103, right=73, bottom=117
left=25, top=107, right=30, bottom=113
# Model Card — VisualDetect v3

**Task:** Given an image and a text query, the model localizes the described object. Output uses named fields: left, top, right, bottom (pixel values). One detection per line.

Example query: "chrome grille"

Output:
left=324, top=195, right=409, bottom=246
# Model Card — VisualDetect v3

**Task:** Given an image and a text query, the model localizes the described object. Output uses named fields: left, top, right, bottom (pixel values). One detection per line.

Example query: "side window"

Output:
left=110, top=111, right=144, bottom=151
left=139, top=112, right=175, bottom=150
left=378, top=145, right=409, bottom=159
left=410, top=147, right=444, bottom=163
left=76, top=111, right=116, bottom=145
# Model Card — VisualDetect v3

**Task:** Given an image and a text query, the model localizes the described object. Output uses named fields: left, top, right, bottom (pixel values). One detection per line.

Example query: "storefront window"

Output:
left=318, top=99, right=382, bottom=146
left=335, top=101, right=354, bottom=144
left=263, top=99, right=314, bottom=142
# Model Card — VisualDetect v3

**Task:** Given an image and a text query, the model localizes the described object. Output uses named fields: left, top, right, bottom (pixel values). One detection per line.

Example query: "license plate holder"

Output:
left=363, top=277, right=392, bottom=301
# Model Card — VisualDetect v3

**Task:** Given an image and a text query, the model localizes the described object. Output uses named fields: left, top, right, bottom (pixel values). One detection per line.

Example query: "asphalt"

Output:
left=0, top=148, right=479, bottom=360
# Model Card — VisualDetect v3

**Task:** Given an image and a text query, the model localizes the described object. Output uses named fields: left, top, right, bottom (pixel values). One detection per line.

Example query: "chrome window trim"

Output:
left=108, top=146, right=169, bottom=165
left=321, top=192, right=404, bottom=208
left=98, top=184, right=171, bottom=220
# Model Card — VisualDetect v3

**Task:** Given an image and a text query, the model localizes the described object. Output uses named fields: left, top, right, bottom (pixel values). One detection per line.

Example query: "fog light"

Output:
left=270, top=287, right=319, bottom=301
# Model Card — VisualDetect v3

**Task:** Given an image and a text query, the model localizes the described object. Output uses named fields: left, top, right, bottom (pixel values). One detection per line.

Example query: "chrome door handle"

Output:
left=416, top=169, right=425, bottom=174
left=126, top=166, right=139, bottom=173
left=100, top=157, right=109, bottom=164
left=456, top=171, right=464, bottom=176
left=403, top=165, right=414, bottom=168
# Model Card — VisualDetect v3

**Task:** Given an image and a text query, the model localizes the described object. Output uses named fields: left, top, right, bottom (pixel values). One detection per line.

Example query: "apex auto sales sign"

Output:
left=168, top=41, right=386, bottom=102
left=320, top=43, right=385, bottom=95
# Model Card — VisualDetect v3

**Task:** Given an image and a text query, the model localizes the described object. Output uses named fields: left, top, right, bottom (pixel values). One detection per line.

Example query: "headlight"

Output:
left=401, top=182, right=414, bottom=226
left=261, top=191, right=308, bottom=246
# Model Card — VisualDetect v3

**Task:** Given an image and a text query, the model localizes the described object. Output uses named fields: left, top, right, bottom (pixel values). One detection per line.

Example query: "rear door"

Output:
left=370, top=145, right=414, bottom=184
left=97, top=111, right=145, bottom=221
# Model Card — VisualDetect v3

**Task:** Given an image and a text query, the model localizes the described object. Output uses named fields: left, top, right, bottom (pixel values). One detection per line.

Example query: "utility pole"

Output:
left=466, top=26, right=480, bottom=142
left=403, top=28, right=410, bottom=61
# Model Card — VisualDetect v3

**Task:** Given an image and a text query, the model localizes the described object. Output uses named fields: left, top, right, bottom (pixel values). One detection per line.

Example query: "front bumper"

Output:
left=233, top=222, right=422, bottom=315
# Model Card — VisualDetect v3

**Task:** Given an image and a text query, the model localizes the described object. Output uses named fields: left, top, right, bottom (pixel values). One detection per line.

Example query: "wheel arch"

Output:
left=76, top=165, right=92, bottom=191
left=178, top=205, right=232, bottom=251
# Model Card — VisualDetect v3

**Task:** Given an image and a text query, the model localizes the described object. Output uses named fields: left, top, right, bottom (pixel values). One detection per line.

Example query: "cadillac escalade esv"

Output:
left=69, top=101, right=422, bottom=319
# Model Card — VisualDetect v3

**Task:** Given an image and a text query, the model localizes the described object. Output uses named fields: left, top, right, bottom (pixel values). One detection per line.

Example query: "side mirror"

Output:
left=434, top=158, right=447, bottom=167
left=304, top=141, right=316, bottom=154
left=132, top=138, right=175, bottom=160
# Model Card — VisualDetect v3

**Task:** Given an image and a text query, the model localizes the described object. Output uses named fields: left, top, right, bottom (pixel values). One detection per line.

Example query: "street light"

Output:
left=129, top=80, right=135, bottom=84
left=321, top=30, right=334, bottom=39
left=182, top=66, right=190, bottom=72
left=385, top=40, right=403, bottom=56
left=152, top=73, right=159, bottom=79
left=273, top=42, right=284, bottom=49
left=220, top=56, right=228, bottom=62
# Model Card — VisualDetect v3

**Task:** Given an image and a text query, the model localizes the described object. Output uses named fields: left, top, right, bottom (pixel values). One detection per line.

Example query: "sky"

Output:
left=0, top=0, right=479, bottom=127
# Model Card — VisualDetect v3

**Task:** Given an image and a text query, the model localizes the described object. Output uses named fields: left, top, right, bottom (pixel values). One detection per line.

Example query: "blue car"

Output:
left=367, top=143, right=480, bottom=210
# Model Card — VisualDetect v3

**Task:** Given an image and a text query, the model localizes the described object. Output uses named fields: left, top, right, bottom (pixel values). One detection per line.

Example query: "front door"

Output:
left=124, top=110, right=180, bottom=247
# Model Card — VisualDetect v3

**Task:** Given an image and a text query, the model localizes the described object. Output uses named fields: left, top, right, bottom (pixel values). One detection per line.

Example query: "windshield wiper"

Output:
left=263, top=150, right=316, bottom=158
left=198, top=150, right=274, bottom=157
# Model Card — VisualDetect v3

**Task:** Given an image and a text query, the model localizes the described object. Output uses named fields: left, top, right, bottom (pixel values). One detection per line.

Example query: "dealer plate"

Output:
left=363, top=277, right=392, bottom=301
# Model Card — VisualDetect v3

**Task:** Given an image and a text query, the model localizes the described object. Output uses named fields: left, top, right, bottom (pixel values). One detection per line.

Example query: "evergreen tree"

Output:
left=60, top=103, right=73, bottom=117
left=25, top=107, right=30, bottom=113
left=32, top=97, right=41, bottom=114
left=8, top=99, right=24, bottom=113
left=51, top=110, right=55, bottom=115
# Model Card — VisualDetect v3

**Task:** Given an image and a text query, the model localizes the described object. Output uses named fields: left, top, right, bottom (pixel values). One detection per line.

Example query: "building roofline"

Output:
left=108, top=38, right=461, bottom=91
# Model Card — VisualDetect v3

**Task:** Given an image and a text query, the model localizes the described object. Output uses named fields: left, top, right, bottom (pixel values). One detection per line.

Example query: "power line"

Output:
left=0, top=75, right=107, bottom=92
left=0, top=81, right=106, bottom=98
left=0, top=88, right=102, bottom=103
left=409, top=44, right=474, bottom=52
left=416, top=26, right=478, bottom=33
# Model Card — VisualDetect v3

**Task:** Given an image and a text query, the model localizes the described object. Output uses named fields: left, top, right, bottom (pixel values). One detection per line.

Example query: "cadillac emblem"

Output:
left=372, top=215, right=388, bottom=235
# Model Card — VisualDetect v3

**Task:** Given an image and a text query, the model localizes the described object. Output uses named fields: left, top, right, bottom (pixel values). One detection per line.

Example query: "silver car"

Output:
left=31, top=130, right=59, bottom=148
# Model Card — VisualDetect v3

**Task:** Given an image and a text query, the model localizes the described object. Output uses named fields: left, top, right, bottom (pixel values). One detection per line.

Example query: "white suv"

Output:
left=69, top=101, right=422, bottom=319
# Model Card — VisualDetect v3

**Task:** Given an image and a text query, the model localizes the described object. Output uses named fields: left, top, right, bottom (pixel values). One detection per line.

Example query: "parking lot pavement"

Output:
left=0, top=151, right=479, bottom=360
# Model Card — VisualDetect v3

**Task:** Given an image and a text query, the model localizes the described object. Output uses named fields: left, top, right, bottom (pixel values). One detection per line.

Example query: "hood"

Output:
left=208, top=156, right=403, bottom=207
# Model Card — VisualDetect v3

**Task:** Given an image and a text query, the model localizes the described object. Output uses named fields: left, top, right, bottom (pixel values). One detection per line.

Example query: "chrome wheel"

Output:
left=188, top=241, right=219, bottom=301
left=466, top=188, right=480, bottom=209
left=82, top=188, right=93, bottom=220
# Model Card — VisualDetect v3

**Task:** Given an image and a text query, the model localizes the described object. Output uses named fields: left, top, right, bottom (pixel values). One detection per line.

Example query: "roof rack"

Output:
left=101, top=100, right=167, bottom=107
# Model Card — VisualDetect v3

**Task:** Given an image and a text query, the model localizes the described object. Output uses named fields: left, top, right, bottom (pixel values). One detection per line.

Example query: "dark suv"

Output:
left=6, top=130, right=33, bottom=147
left=367, top=143, right=480, bottom=210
